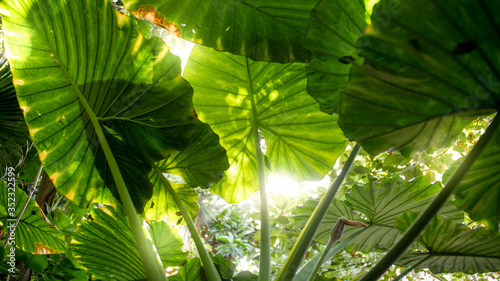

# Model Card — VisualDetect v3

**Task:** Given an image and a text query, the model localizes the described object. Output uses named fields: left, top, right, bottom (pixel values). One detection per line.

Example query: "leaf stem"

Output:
left=360, top=113, right=500, bottom=281
left=74, top=89, right=167, bottom=281
left=152, top=164, right=222, bottom=281
left=295, top=227, right=367, bottom=281
left=308, top=219, right=345, bottom=281
left=276, top=143, right=361, bottom=281
left=245, top=57, right=271, bottom=281
left=4, top=164, right=43, bottom=248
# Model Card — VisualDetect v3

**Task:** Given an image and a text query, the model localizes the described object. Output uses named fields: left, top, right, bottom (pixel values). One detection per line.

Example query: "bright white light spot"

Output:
left=267, top=174, right=298, bottom=197
left=236, top=256, right=259, bottom=273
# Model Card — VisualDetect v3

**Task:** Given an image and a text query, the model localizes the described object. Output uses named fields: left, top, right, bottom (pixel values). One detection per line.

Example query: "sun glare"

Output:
left=267, top=173, right=330, bottom=198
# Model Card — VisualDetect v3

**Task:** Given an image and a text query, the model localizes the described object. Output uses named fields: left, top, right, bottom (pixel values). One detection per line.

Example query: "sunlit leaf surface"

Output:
left=72, top=205, right=186, bottom=280
left=339, top=0, right=500, bottom=155
left=184, top=45, right=346, bottom=203
left=123, top=0, right=320, bottom=62
left=396, top=213, right=500, bottom=274
left=0, top=181, right=67, bottom=255
left=0, top=0, right=197, bottom=212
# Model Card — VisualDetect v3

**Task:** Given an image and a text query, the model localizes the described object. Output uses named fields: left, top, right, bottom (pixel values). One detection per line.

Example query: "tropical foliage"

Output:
left=0, top=0, right=499, bottom=280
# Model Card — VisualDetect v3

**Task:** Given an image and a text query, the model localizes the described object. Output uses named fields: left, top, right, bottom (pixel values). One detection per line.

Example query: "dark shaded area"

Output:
left=339, top=56, right=355, bottom=64
left=453, top=41, right=477, bottom=55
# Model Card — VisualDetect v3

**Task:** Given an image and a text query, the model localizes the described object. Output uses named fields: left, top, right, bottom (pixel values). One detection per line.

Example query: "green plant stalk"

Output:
left=308, top=219, right=344, bottom=281
left=360, top=113, right=500, bottom=281
left=295, top=227, right=367, bottom=281
left=392, top=260, right=426, bottom=281
left=276, top=143, right=361, bottom=281
left=152, top=164, right=222, bottom=281
left=245, top=57, right=271, bottom=281
left=74, top=89, right=167, bottom=281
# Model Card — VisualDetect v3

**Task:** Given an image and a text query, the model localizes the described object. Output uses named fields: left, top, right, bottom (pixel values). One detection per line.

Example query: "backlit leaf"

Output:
left=72, top=205, right=187, bottom=280
left=184, top=45, right=347, bottom=203
left=396, top=212, right=500, bottom=274
left=0, top=181, right=67, bottom=255
left=0, top=0, right=197, bottom=212
left=339, top=0, right=500, bottom=155
left=123, top=0, right=321, bottom=62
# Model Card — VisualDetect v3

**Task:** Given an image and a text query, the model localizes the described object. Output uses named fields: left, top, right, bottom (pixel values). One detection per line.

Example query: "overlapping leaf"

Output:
left=170, top=258, right=205, bottom=281
left=453, top=125, right=500, bottom=231
left=295, top=199, right=362, bottom=245
left=146, top=122, right=228, bottom=223
left=184, top=45, right=347, bottom=203
left=123, top=0, right=320, bottom=63
left=149, top=221, right=188, bottom=266
left=0, top=0, right=197, bottom=211
left=295, top=177, right=463, bottom=252
left=72, top=205, right=186, bottom=280
left=159, top=122, right=229, bottom=188
left=339, top=0, right=500, bottom=155
left=396, top=213, right=500, bottom=274
left=144, top=177, right=199, bottom=224
left=344, top=177, right=462, bottom=252
left=0, top=55, right=30, bottom=168
left=0, top=181, right=67, bottom=254
left=304, top=0, right=368, bottom=114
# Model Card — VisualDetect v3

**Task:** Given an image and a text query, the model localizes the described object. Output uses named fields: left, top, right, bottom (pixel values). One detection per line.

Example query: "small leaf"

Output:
left=0, top=181, right=67, bottom=255
left=170, top=258, right=205, bottom=281
left=145, top=173, right=199, bottom=224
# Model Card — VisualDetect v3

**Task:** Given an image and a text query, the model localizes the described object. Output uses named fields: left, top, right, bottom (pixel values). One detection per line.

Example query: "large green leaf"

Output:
left=344, top=177, right=462, bottom=252
left=159, top=122, right=229, bottom=188
left=123, top=0, right=320, bottom=63
left=396, top=213, right=500, bottom=274
left=0, top=54, right=30, bottom=168
left=304, top=0, right=368, bottom=114
left=0, top=0, right=197, bottom=211
left=72, top=205, right=187, bottom=280
left=0, top=181, right=67, bottom=254
left=339, top=0, right=500, bottom=155
left=453, top=125, right=500, bottom=230
left=295, top=177, right=463, bottom=252
left=184, top=45, right=347, bottom=203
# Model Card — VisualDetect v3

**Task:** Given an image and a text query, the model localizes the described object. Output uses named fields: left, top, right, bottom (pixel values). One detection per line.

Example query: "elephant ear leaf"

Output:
left=0, top=54, right=30, bottom=168
left=0, top=0, right=197, bottom=212
left=159, top=122, right=229, bottom=188
left=145, top=122, right=228, bottom=223
left=339, top=0, right=500, bottom=156
left=184, top=45, right=346, bottom=203
left=396, top=212, right=500, bottom=274
left=304, top=0, right=368, bottom=114
left=72, top=205, right=187, bottom=280
left=0, top=181, right=67, bottom=255
left=453, top=125, right=500, bottom=231
left=123, top=0, right=320, bottom=63
left=295, top=177, right=463, bottom=252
